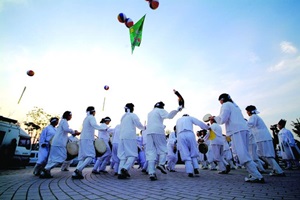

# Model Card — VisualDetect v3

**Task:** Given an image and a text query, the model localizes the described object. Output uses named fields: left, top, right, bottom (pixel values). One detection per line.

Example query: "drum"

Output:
left=94, top=138, right=107, bottom=157
left=198, top=143, right=208, bottom=154
left=203, top=113, right=212, bottom=122
left=66, top=141, right=79, bottom=161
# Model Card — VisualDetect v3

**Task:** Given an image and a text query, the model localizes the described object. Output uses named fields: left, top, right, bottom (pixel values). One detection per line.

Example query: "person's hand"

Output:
left=177, top=105, right=183, bottom=111
left=74, top=130, right=80, bottom=135
left=209, top=116, right=215, bottom=121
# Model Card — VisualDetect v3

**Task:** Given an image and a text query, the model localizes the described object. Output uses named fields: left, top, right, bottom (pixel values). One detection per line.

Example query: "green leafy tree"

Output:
left=291, top=118, right=300, bottom=138
left=24, top=107, right=58, bottom=148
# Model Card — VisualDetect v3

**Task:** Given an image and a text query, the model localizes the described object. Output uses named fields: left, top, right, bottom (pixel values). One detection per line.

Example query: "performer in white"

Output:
left=40, top=111, right=79, bottom=178
left=202, top=116, right=230, bottom=174
left=246, top=105, right=285, bottom=176
left=111, top=124, right=121, bottom=175
left=211, top=93, right=264, bottom=183
left=141, top=129, right=148, bottom=173
left=137, top=131, right=146, bottom=170
left=92, top=117, right=113, bottom=174
left=117, top=103, right=145, bottom=179
left=196, top=130, right=208, bottom=169
left=33, top=117, right=59, bottom=176
left=146, top=101, right=182, bottom=181
left=176, top=114, right=209, bottom=177
left=277, top=119, right=300, bottom=170
left=72, top=106, right=105, bottom=179
left=166, top=126, right=178, bottom=172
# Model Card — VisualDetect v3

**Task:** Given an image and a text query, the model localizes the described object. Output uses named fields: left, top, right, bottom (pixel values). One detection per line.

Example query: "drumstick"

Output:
left=17, top=86, right=27, bottom=104
left=173, top=89, right=184, bottom=108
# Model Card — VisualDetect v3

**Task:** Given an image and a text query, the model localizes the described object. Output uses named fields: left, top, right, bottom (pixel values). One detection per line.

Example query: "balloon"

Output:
left=149, top=0, right=159, bottom=10
left=125, top=18, right=134, bottom=28
left=27, top=70, right=34, bottom=77
left=118, top=13, right=126, bottom=23
left=104, top=85, right=109, bottom=90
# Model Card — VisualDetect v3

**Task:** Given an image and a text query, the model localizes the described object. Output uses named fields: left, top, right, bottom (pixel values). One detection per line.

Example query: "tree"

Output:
left=291, top=118, right=300, bottom=138
left=24, top=107, right=58, bottom=148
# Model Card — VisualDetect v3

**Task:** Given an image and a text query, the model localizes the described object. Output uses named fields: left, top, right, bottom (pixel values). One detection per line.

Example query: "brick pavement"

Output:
left=0, top=165, right=300, bottom=200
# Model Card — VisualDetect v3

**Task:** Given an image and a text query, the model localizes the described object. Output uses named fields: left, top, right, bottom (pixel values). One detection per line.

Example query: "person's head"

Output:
left=50, top=117, right=59, bottom=126
left=277, top=119, right=286, bottom=129
left=125, top=103, right=134, bottom=113
left=218, top=93, right=233, bottom=104
left=154, top=101, right=165, bottom=109
left=62, top=111, right=72, bottom=120
left=101, top=116, right=111, bottom=124
left=209, top=117, right=216, bottom=124
left=86, top=106, right=96, bottom=115
left=245, top=105, right=257, bottom=116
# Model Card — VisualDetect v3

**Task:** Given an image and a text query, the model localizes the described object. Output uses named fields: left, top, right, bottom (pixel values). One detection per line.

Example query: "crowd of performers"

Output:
left=33, top=93, right=300, bottom=183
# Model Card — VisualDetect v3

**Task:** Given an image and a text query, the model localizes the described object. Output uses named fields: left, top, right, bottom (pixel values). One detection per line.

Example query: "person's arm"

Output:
left=214, top=104, right=230, bottom=125
left=132, top=114, right=146, bottom=130
left=191, top=117, right=209, bottom=130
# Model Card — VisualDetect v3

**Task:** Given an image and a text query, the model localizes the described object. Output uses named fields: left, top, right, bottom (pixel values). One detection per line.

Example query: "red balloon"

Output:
left=150, top=0, right=159, bottom=10
left=125, top=18, right=134, bottom=28
left=27, top=70, right=34, bottom=77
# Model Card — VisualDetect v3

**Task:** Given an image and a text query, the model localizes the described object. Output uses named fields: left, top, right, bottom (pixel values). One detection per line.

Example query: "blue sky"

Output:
left=1, top=0, right=300, bottom=138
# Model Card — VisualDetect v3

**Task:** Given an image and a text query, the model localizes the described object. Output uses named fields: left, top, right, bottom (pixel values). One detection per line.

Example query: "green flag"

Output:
left=129, top=14, right=146, bottom=54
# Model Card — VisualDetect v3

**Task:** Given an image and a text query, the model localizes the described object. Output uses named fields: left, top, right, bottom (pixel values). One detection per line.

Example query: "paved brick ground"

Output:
left=0, top=165, right=300, bottom=200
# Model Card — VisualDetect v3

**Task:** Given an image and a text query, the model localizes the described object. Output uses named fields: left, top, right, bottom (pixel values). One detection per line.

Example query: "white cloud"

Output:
left=268, top=55, right=300, bottom=72
left=280, top=41, right=298, bottom=54
left=268, top=41, right=300, bottom=72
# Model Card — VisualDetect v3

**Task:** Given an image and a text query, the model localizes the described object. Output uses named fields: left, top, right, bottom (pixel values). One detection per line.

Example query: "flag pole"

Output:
left=102, top=97, right=106, bottom=111
left=18, top=86, right=27, bottom=104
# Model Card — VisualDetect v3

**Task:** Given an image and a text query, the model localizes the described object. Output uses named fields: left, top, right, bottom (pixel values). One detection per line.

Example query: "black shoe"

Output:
left=218, top=171, right=228, bottom=174
left=99, top=170, right=108, bottom=174
left=118, top=174, right=127, bottom=179
left=226, top=165, right=231, bottom=173
left=170, top=170, right=176, bottom=172
left=92, top=170, right=100, bottom=174
left=245, top=177, right=265, bottom=183
left=269, top=171, right=286, bottom=177
left=72, top=169, right=84, bottom=179
left=39, top=169, right=53, bottom=179
left=61, top=169, right=69, bottom=172
left=149, top=174, right=157, bottom=181
left=188, top=173, right=194, bottom=177
left=156, top=165, right=167, bottom=174
left=33, top=164, right=42, bottom=176
left=121, top=168, right=130, bottom=177
left=141, top=169, right=147, bottom=173
left=194, top=168, right=200, bottom=174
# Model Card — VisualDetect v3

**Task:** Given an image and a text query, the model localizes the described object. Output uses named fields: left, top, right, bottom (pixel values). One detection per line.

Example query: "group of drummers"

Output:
left=33, top=92, right=299, bottom=183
